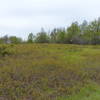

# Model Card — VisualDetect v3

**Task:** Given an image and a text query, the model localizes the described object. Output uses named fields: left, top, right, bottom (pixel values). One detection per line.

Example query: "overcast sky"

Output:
left=0, top=0, right=100, bottom=39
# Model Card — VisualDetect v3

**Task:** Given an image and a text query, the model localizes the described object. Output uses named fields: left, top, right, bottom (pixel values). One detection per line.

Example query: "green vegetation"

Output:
left=1, top=18, right=100, bottom=45
left=0, top=44, right=100, bottom=100
left=58, top=83, right=100, bottom=100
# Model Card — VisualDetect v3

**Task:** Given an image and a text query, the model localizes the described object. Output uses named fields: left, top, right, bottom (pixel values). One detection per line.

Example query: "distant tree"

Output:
left=80, top=20, right=88, bottom=34
left=50, top=28, right=66, bottom=43
left=0, top=18, right=100, bottom=45
left=55, top=28, right=66, bottom=43
left=50, top=28, right=58, bottom=43
left=27, top=33, right=34, bottom=43
left=0, top=35, right=10, bottom=44
left=66, top=22, right=81, bottom=44
left=9, top=36, right=22, bottom=44
left=83, top=18, right=100, bottom=44
left=35, top=28, right=50, bottom=43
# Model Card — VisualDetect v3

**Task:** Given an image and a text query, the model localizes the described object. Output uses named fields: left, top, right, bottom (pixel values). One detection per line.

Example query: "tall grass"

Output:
left=0, top=44, right=100, bottom=100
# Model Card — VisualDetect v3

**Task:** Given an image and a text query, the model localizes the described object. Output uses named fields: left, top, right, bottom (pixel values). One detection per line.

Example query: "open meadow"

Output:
left=0, top=44, right=100, bottom=100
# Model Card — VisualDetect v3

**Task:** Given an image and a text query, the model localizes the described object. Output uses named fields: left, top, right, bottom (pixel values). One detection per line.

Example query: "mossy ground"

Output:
left=0, top=44, right=100, bottom=100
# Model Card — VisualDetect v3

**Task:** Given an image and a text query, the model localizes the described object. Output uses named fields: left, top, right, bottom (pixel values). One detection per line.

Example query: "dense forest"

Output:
left=1, top=18, right=100, bottom=45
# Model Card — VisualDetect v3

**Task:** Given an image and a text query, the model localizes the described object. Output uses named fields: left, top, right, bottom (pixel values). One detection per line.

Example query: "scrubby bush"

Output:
left=0, top=44, right=99, bottom=100
left=0, top=45, right=14, bottom=56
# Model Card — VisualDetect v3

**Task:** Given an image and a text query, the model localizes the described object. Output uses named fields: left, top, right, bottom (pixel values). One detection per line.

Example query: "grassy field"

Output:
left=0, top=44, right=100, bottom=100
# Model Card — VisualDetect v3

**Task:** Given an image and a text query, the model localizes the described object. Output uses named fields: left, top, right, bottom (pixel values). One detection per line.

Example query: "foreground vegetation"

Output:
left=0, top=44, right=100, bottom=100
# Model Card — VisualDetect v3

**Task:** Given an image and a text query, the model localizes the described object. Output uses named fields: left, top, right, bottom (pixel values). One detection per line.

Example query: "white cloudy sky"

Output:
left=0, top=0, right=100, bottom=39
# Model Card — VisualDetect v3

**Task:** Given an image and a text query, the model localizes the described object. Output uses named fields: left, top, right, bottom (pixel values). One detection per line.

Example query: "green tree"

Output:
left=9, top=36, right=22, bottom=44
left=50, top=28, right=66, bottom=43
left=0, top=35, right=9, bottom=44
left=56, top=28, right=66, bottom=43
left=27, top=33, right=34, bottom=43
left=83, top=18, right=100, bottom=44
left=35, top=28, right=50, bottom=43
left=66, top=22, right=81, bottom=44
left=80, top=20, right=88, bottom=34
left=50, top=28, right=58, bottom=43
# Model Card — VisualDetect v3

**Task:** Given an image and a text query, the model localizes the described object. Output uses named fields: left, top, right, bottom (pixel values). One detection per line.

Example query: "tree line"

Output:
left=1, top=18, right=100, bottom=45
